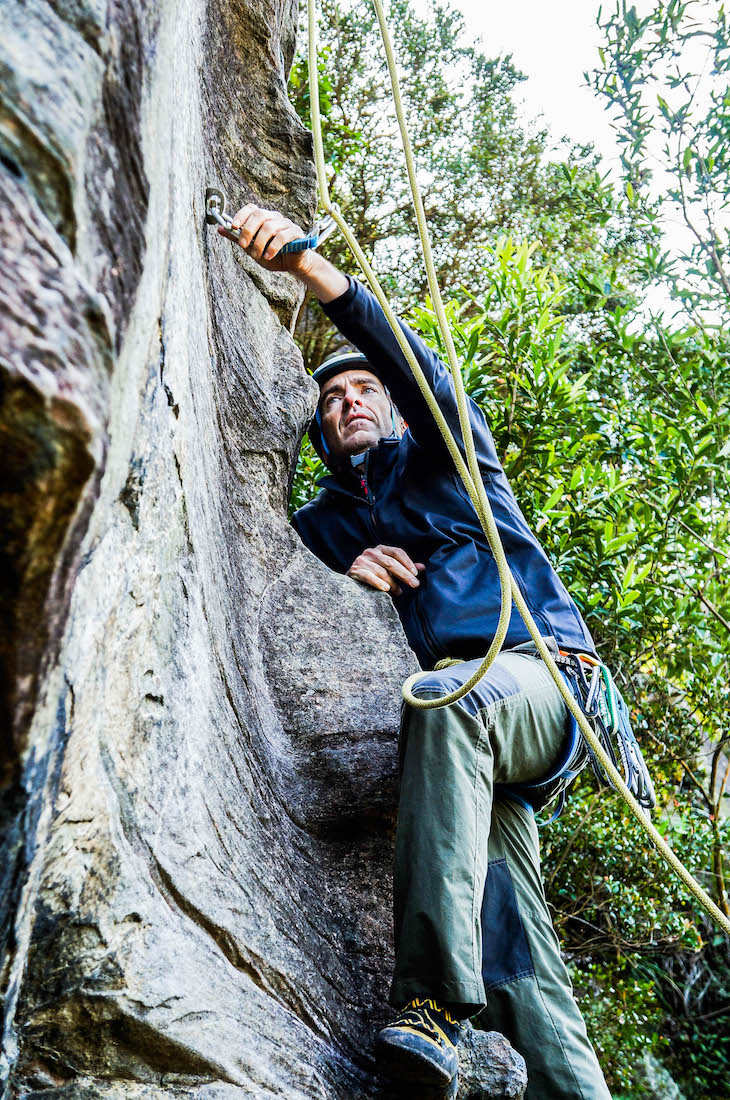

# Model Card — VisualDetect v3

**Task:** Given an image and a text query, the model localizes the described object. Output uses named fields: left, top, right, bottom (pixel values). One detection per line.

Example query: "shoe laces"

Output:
left=395, top=998, right=458, bottom=1044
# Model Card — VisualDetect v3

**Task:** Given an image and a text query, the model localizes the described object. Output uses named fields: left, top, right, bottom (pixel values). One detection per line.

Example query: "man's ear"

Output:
left=389, top=398, right=406, bottom=437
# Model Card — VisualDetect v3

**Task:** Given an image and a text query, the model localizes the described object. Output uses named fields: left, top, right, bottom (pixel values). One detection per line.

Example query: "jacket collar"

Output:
left=317, top=436, right=401, bottom=500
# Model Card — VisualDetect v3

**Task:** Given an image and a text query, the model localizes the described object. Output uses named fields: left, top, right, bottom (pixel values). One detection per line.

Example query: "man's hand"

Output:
left=220, top=203, right=349, bottom=302
left=220, top=204, right=314, bottom=275
left=347, top=546, right=425, bottom=597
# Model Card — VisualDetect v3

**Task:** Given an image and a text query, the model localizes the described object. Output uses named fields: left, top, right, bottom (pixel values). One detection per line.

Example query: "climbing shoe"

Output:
left=375, top=997, right=461, bottom=1088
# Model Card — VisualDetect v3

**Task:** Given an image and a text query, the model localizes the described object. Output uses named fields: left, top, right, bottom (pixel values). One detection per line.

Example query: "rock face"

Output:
left=0, top=0, right=527, bottom=1096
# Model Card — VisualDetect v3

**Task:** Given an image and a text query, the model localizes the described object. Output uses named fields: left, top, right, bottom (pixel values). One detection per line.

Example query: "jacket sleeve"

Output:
left=321, top=277, right=503, bottom=479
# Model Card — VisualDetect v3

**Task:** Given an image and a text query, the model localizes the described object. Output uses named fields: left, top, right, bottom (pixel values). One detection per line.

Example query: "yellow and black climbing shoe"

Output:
left=375, top=998, right=461, bottom=1089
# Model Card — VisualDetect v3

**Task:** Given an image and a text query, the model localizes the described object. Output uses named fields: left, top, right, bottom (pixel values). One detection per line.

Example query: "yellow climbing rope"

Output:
left=304, top=0, right=730, bottom=937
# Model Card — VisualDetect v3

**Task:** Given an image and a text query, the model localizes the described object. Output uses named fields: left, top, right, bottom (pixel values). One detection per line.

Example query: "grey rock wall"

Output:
left=0, top=0, right=526, bottom=1095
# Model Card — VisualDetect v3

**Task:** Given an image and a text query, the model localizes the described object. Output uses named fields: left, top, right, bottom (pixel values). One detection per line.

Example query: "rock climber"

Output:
left=224, top=204, right=612, bottom=1100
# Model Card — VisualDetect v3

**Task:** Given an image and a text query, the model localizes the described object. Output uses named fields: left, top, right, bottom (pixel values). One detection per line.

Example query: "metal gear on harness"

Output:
left=557, top=653, right=657, bottom=813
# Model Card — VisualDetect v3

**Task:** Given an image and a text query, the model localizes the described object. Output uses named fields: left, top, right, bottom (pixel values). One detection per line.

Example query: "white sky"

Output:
left=428, top=0, right=621, bottom=163
left=409, top=0, right=725, bottom=321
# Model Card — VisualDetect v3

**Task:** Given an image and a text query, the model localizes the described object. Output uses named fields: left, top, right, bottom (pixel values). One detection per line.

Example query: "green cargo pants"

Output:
left=392, top=650, right=611, bottom=1100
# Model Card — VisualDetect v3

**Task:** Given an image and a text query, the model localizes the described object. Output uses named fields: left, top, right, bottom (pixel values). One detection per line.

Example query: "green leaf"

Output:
left=542, top=484, right=565, bottom=512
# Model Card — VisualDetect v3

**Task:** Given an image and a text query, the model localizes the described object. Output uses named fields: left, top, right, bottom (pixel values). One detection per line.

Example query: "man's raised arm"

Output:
left=221, top=203, right=348, bottom=301
left=225, top=204, right=502, bottom=477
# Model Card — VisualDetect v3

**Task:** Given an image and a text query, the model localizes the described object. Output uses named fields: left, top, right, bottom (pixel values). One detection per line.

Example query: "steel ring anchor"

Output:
left=204, top=187, right=337, bottom=253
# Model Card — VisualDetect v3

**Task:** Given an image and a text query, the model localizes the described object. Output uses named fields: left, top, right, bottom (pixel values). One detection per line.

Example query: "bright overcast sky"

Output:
left=438, top=0, right=620, bottom=162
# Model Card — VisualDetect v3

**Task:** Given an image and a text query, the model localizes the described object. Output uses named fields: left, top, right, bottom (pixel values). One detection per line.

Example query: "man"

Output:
left=223, top=205, right=612, bottom=1099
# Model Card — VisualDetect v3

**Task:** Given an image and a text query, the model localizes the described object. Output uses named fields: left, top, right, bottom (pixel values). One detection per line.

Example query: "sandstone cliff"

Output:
left=0, top=0, right=526, bottom=1094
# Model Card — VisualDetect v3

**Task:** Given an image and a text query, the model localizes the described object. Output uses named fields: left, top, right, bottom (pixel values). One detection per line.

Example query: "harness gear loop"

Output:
left=557, top=653, right=656, bottom=812
left=303, top=0, right=730, bottom=938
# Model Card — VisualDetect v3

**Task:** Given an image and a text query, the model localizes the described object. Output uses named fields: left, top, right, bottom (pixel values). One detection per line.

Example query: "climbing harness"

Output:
left=299, top=0, right=730, bottom=938
left=207, top=0, right=730, bottom=937
left=499, top=646, right=655, bottom=826
left=204, top=187, right=337, bottom=252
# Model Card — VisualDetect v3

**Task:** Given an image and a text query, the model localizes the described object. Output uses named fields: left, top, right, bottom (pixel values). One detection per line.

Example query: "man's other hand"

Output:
left=347, top=546, right=425, bottom=597
left=220, top=204, right=314, bottom=275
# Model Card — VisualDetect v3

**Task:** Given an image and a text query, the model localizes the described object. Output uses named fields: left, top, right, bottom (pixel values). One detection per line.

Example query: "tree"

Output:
left=288, top=0, right=637, bottom=512
left=411, top=230, right=730, bottom=1098
left=588, top=0, right=730, bottom=321
left=288, top=0, right=626, bottom=371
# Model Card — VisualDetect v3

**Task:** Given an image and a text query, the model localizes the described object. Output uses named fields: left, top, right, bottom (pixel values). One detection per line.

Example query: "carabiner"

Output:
left=205, top=188, right=337, bottom=253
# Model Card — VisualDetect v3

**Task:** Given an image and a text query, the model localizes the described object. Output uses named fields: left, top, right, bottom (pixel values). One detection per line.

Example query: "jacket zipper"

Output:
left=359, top=453, right=380, bottom=544
left=361, top=453, right=435, bottom=662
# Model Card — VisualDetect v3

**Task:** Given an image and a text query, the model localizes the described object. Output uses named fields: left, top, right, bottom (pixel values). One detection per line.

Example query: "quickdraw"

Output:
left=557, top=653, right=657, bottom=813
left=204, top=187, right=337, bottom=253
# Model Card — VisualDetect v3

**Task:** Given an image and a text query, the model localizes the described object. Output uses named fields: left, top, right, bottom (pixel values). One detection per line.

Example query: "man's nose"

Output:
left=342, top=386, right=362, bottom=410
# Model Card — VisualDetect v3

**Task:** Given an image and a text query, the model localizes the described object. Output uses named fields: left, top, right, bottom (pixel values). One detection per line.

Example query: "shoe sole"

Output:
left=392, top=1077, right=459, bottom=1100
left=375, top=1032, right=456, bottom=1086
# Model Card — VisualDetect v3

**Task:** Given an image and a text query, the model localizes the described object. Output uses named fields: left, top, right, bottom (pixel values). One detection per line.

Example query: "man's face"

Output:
left=318, top=368, right=398, bottom=463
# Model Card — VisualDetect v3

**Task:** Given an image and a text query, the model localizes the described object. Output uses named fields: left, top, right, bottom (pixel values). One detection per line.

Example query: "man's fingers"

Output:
left=348, top=561, right=397, bottom=594
left=235, top=215, right=264, bottom=250
left=356, top=560, right=394, bottom=590
left=362, top=546, right=420, bottom=587
left=217, top=226, right=241, bottom=243
left=379, top=545, right=421, bottom=576
left=223, top=205, right=308, bottom=270
left=247, top=216, right=290, bottom=260
left=347, top=545, right=423, bottom=596
left=262, top=224, right=304, bottom=262
left=232, top=208, right=281, bottom=251
left=230, top=204, right=259, bottom=235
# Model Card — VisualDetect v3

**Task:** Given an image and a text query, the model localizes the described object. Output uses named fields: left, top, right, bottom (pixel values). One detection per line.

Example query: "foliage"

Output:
left=586, top=12, right=730, bottom=1086
left=646, top=934, right=730, bottom=1100
left=588, top=0, right=730, bottom=321
left=289, top=436, right=328, bottom=515
left=409, top=234, right=730, bottom=919
left=570, top=958, right=667, bottom=1098
left=411, top=235, right=730, bottom=1096
left=288, top=0, right=631, bottom=369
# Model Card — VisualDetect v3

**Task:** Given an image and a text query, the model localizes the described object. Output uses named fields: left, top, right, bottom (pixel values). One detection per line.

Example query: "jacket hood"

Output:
left=308, top=350, right=387, bottom=463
